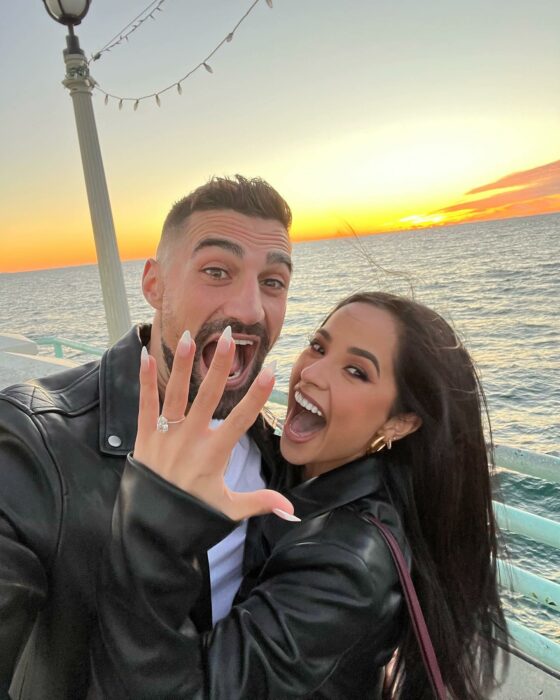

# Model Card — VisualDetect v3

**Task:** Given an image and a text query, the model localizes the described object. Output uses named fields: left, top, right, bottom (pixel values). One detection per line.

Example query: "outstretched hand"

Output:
left=134, top=327, right=297, bottom=522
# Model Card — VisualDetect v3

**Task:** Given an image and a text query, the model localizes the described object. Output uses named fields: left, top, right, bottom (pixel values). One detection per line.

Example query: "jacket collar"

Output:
left=98, top=325, right=148, bottom=456
left=239, top=455, right=390, bottom=591
left=287, top=454, right=387, bottom=519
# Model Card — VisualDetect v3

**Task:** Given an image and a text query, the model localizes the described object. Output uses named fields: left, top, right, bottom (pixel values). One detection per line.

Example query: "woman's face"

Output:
left=280, top=302, right=402, bottom=477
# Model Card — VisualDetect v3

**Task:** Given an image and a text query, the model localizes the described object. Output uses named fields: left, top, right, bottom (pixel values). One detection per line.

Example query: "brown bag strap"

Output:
left=366, top=514, right=447, bottom=700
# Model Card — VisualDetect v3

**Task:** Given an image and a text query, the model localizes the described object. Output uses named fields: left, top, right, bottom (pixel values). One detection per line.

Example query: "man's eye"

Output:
left=262, top=278, right=286, bottom=290
left=346, top=366, right=368, bottom=381
left=203, top=268, right=228, bottom=280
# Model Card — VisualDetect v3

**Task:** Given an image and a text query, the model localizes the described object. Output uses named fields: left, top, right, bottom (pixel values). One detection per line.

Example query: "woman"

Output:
left=88, top=292, right=507, bottom=699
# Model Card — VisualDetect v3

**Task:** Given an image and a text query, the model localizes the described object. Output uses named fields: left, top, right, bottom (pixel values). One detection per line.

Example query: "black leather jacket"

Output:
left=0, top=326, right=285, bottom=700
left=87, top=453, right=407, bottom=699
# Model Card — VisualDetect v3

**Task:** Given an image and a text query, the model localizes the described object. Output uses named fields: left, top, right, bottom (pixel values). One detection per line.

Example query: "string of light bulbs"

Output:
left=90, top=0, right=167, bottom=64
left=94, top=0, right=273, bottom=111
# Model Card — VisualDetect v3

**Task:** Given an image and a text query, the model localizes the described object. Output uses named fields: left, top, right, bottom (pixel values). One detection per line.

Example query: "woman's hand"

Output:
left=134, top=327, right=297, bottom=522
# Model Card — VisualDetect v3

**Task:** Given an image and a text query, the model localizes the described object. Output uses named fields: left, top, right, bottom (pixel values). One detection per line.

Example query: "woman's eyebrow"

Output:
left=317, top=328, right=380, bottom=376
left=348, top=347, right=380, bottom=376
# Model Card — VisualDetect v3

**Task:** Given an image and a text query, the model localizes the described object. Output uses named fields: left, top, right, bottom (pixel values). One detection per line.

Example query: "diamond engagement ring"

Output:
left=156, top=415, right=186, bottom=433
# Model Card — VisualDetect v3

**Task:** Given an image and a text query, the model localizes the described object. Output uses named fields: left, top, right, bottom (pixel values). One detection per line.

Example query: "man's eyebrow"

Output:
left=192, top=238, right=292, bottom=273
left=192, top=238, right=244, bottom=257
left=317, top=329, right=380, bottom=376
left=267, top=250, right=292, bottom=273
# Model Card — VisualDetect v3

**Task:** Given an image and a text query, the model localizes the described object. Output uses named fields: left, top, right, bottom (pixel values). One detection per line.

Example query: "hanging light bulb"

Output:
left=88, top=0, right=271, bottom=109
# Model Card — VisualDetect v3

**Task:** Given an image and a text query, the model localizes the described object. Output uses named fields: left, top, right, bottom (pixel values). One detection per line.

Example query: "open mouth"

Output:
left=200, top=335, right=259, bottom=389
left=283, top=389, right=327, bottom=443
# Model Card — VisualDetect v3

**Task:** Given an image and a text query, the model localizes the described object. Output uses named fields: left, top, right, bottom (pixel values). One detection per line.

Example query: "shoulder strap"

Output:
left=365, top=514, right=447, bottom=700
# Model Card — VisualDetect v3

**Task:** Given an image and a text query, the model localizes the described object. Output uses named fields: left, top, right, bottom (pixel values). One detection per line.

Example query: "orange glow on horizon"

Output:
left=4, top=202, right=560, bottom=273
left=3, top=158, right=560, bottom=273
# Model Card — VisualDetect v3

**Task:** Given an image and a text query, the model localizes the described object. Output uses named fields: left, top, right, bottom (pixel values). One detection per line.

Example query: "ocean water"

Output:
left=1, top=212, right=559, bottom=641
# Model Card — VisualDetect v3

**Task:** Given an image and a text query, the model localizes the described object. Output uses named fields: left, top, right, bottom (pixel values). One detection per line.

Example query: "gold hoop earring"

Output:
left=366, top=434, right=387, bottom=455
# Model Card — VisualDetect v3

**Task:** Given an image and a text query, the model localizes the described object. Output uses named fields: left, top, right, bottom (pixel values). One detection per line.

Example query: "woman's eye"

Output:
left=346, top=366, right=368, bottom=381
left=309, top=340, right=324, bottom=354
left=203, top=268, right=228, bottom=280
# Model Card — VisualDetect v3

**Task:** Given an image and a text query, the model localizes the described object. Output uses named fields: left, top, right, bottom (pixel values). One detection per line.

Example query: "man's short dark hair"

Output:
left=158, top=175, right=292, bottom=259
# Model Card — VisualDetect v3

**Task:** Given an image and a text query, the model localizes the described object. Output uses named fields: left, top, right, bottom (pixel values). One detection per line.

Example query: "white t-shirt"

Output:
left=206, top=420, right=265, bottom=624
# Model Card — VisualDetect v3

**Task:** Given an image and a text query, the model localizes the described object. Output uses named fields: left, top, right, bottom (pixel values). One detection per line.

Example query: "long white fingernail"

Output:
left=217, top=325, right=232, bottom=354
left=178, top=329, right=192, bottom=352
left=258, top=360, right=277, bottom=386
left=273, top=508, right=301, bottom=522
left=141, top=346, right=149, bottom=369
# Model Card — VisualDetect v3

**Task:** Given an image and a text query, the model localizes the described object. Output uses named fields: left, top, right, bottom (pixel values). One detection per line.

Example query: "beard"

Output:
left=161, top=318, right=270, bottom=419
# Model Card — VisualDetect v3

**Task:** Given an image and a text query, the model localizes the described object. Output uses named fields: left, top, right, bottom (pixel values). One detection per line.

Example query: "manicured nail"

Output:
left=273, top=508, right=301, bottom=522
left=258, top=360, right=277, bottom=387
left=178, top=329, right=192, bottom=354
left=141, top=346, right=149, bottom=369
left=216, top=325, right=232, bottom=354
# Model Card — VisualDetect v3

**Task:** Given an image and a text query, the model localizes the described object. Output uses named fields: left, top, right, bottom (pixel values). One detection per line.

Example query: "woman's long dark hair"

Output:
left=328, top=292, right=508, bottom=700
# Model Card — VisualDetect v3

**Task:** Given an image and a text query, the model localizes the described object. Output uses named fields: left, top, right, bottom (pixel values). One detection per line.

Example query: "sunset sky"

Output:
left=1, top=0, right=559, bottom=272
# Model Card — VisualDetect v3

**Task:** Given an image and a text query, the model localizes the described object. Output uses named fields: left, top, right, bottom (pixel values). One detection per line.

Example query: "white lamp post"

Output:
left=43, top=0, right=131, bottom=345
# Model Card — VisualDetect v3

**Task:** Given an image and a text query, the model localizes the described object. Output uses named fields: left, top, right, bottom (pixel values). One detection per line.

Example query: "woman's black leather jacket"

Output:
left=88, top=453, right=407, bottom=699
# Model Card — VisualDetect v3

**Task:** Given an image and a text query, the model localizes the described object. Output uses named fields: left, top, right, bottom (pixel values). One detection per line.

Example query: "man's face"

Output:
left=146, top=209, right=292, bottom=418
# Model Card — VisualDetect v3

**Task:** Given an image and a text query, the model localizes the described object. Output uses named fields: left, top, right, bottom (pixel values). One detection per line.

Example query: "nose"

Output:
left=222, top=276, right=265, bottom=327
left=300, top=357, right=328, bottom=389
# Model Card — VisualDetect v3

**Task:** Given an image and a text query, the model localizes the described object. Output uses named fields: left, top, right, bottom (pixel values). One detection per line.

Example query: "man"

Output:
left=0, top=175, right=293, bottom=699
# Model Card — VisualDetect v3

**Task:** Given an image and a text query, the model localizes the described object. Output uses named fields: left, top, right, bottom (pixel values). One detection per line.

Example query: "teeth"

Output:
left=234, top=339, right=254, bottom=346
left=294, top=390, right=323, bottom=417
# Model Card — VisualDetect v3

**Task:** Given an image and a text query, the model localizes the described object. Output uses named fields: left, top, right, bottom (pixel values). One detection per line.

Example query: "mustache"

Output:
left=194, top=318, right=269, bottom=350
left=162, top=319, right=270, bottom=375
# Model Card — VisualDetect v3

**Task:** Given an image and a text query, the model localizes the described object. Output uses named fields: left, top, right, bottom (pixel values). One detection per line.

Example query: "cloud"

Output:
left=435, top=159, right=560, bottom=222
left=467, top=160, right=560, bottom=194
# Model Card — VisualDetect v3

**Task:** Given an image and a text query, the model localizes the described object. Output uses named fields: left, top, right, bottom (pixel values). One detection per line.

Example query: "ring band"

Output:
left=156, top=415, right=186, bottom=433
